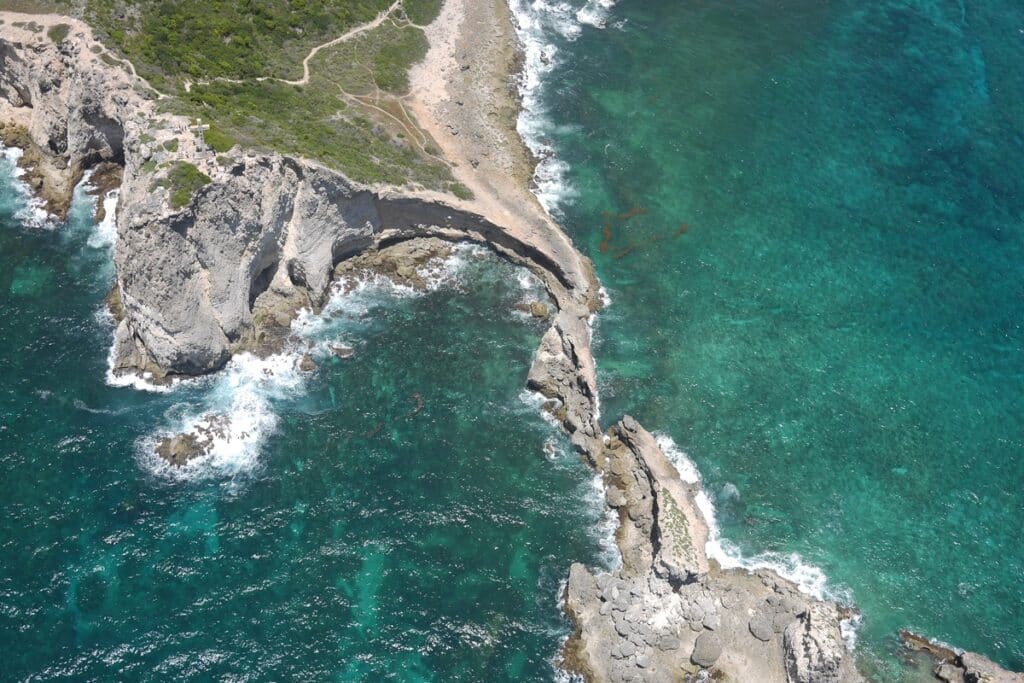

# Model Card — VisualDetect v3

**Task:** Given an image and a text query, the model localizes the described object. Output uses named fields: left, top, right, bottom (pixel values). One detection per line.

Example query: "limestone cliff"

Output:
left=2, top=11, right=1020, bottom=683
left=0, top=16, right=133, bottom=216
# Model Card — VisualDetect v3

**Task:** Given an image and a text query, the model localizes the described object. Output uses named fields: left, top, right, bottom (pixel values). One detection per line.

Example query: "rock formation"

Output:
left=901, top=632, right=1024, bottom=683
left=562, top=417, right=862, bottom=682
left=2, top=10, right=1022, bottom=683
left=0, top=16, right=135, bottom=216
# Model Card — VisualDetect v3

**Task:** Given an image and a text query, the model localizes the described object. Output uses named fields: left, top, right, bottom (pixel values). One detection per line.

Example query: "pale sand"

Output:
left=405, top=0, right=599, bottom=313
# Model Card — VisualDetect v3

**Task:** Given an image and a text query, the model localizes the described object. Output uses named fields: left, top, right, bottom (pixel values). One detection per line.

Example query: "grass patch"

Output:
left=449, top=183, right=473, bottom=201
left=404, top=0, right=443, bottom=26
left=83, top=0, right=393, bottom=89
left=55, top=0, right=458, bottom=194
left=184, top=79, right=451, bottom=188
left=152, top=161, right=211, bottom=209
left=204, top=127, right=235, bottom=154
left=312, top=21, right=428, bottom=95
left=162, top=138, right=178, bottom=152
left=47, top=23, right=70, bottom=43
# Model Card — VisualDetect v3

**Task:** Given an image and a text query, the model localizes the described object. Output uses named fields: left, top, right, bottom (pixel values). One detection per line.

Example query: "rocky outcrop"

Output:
left=0, top=12, right=603, bottom=397
left=4, top=11, right=1021, bottom=683
left=901, top=632, right=1024, bottom=683
left=0, top=15, right=140, bottom=216
left=562, top=417, right=862, bottom=683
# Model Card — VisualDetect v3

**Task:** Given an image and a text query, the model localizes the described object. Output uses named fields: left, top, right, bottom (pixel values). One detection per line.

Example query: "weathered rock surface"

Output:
left=901, top=631, right=1024, bottom=683
left=154, top=414, right=229, bottom=467
left=0, top=12, right=603, bottom=394
left=0, top=16, right=139, bottom=216
left=562, top=417, right=863, bottom=683
left=4, top=12, right=1022, bottom=683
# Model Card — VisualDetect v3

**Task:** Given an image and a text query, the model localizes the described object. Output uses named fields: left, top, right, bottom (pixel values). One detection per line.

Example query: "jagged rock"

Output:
left=782, top=603, right=845, bottom=683
left=936, top=662, right=966, bottom=683
left=691, top=632, right=722, bottom=668
left=902, top=631, right=1024, bottom=683
left=959, top=652, right=1024, bottom=682
left=154, top=433, right=203, bottom=467
left=331, top=344, right=356, bottom=359
left=299, top=354, right=316, bottom=372
left=154, top=413, right=229, bottom=466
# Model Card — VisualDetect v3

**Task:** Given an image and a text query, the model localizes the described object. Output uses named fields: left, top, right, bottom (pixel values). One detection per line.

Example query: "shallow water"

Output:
left=0, top=159, right=608, bottom=679
left=516, top=0, right=1024, bottom=676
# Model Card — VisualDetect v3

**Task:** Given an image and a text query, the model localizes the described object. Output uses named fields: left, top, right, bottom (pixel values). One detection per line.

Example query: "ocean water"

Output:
left=0, top=157, right=609, bottom=679
left=4, top=0, right=1024, bottom=678
left=513, top=0, right=1024, bottom=677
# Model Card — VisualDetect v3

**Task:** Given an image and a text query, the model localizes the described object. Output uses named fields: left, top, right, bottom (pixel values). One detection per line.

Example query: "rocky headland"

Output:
left=1, top=6, right=1020, bottom=683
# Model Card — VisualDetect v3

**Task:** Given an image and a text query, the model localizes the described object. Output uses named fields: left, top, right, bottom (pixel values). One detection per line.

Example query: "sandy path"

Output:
left=191, top=0, right=401, bottom=90
left=284, top=0, right=402, bottom=85
left=404, top=0, right=590, bottom=288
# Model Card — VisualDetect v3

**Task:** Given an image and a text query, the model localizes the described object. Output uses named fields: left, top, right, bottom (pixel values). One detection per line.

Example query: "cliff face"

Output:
left=0, top=17, right=133, bottom=215
left=0, top=15, right=602, bottom=407
left=111, top=155, right=381, bottom=377
left=7, top=12, right=1021, bottom=683
left=0, top=16, right=864, bottom=682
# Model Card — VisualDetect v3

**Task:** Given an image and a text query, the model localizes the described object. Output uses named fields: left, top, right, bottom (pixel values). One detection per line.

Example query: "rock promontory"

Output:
left=562, top=417, right=863, bottom=683
left=3, top=9, right=1022, bottom=683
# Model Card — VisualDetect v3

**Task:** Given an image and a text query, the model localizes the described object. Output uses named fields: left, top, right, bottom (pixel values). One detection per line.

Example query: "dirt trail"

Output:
left=194, top=0, right=402, bottom=90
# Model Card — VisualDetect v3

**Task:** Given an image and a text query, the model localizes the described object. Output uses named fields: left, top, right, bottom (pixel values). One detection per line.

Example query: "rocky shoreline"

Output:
left=1, top=7, right=1021, bottom=683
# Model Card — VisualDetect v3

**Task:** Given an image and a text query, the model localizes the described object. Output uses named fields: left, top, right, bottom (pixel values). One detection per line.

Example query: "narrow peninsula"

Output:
left=0, top=2, right=1020, bottom=682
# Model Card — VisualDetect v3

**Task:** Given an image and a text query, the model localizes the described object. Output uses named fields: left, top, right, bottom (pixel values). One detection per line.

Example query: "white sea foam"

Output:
left=840, top=611, right=863, bottom=651
left=1, top=145, right=55, bottom=228
left=135, top=245, right=487, bottom=481
left=518, top=388, right=563, bottom=430
left=88, top=189, right=119, bottom=249
left=654, top=432, right=853, bottom=614
left=508, top=3, right=574, bottom=214
left=507, top=0, right=622, bottom=214
left=140, top=351, right=304, bottom=481
left=576, top=0, right=617, bottom=28
left=588, top=471, right=620, bottom=570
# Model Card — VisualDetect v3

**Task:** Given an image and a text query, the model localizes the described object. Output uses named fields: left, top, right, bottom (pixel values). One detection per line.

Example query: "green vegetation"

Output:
left=46, top=23, right=70, bottom=44
left=184, top=79, right=452, bottom=188
left=204, top=127, right=235, bottom=154
left=25, top=0, right=456, bottom=192
left=312, top=21, right=427, bottom=95
left=403, top=0, right=443, bottom=26
left=162, top=138, right=178, bottom=152
left=12, top=20, right=44, bottom=33
left=152, top=161, right=211, bottom=209
left=83, top=0, right=393, bottom=88
left=661, top=491, right=696, bottom=565
left=140, top=159, right=158, bottom=173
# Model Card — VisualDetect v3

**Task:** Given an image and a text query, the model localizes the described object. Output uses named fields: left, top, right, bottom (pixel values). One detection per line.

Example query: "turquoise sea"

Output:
left=1, top=0, right=1022, bottom=679
left=0, top=159, right=609, bottom=678
left=515, top=0, right=1023, bottom=677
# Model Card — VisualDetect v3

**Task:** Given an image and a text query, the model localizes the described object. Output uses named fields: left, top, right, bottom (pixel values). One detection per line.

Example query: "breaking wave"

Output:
left=1, top=145, right=55, bottom=228
left=653, top=432, right=860, bottom=646
left=508, top=0, right=621, bottom=215
left=133, top=244, right=500, bottom=482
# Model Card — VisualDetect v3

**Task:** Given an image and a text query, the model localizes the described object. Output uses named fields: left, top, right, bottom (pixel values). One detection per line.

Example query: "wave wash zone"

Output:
left=0, top=161, right=612, bottom=679
left=511, top=0, right=1024, bottom=678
